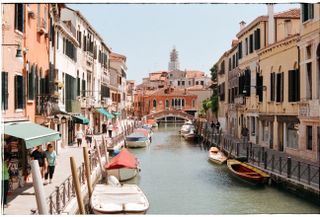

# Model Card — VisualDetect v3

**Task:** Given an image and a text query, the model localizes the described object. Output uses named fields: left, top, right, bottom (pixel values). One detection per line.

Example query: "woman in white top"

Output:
left=108, top=123, right=113, bottom=138
left=75, top=129, right=84, bottom=147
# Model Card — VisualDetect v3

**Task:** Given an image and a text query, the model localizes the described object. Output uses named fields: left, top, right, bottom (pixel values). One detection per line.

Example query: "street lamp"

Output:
left=2, top=43, right=23, bottom=63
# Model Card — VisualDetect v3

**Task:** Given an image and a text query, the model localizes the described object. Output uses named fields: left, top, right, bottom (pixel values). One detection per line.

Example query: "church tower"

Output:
left=168, top=46, right=180, bottom=71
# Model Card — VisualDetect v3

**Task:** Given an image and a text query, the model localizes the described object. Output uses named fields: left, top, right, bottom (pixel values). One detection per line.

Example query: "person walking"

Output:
left=85, top=127, right=93, bottom=148
left=108, top=122, right=113, bottom=138
left=241, top=124, right=249, bottom=145
left=31, top=145, right=47, bottom=182
left=44, top=144, right=57, bottom=185
left=75, top=128, right=84, bottom=147
left=2, top=155, right=10, bottom=208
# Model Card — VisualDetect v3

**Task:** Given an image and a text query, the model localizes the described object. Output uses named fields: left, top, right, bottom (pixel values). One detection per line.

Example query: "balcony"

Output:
left=36, top=95, right=59, bottom=116
left=234, top=95, right=245, bottom=105
left=86, top=51, right=94, bottom=67
left=299, top=99, right=320, bottom=117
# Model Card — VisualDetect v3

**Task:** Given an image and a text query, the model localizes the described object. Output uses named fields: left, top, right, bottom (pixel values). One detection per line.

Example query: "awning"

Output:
left=3, top=122, right=61, bottom=149
left=72, top=114, right=90, bottom=125
left=96, top=108, right=114, bottom=119
left=112, top=112, right=121, bottom=117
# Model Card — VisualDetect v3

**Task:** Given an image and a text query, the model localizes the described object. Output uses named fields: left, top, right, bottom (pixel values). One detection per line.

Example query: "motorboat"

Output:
left=90, top=176, right=149, bottom=214
left=227, top=159, right=270, bottom=185
left=183, top=129, right=196, bottom=141
left=126, top=132, right=150, bottom=148
left=141, top=124, right=153, bottom=136
left=134, top=128, right=152, bottom=142
left=180, top=123, right=195, bottom=136
left=208, top=147, right=227, bottom=165
left=106, top=148, right=140, bottom=181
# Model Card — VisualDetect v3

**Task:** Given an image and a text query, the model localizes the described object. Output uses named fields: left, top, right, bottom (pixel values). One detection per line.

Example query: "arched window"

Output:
left=171, top=99, right=174, bottom=107
left=175, top=99, right=178, bottom=106
left=153, top=99, right=157, bottom=108
left=165, top=100, right=169, bottom=108
left=182, top=99, right=185, bottom=107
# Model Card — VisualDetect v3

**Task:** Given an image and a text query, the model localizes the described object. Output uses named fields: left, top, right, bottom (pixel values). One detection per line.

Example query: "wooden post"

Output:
left=83, top=147, right=93, bottom=199
left=95, top=139, right=106, bottom=178
left=102, top=135, right=109, bottom=163
left=307, top=164, right=311, bottom=185
left=287, top=157, right=291, bottom=178
left=55, top=186, right=60, bottom=214
left=264, top=151, right=268, bottom=169
left=297, top=161, right=301, bottom=181
left=271, top=155, right=275, bottom=171
left=30, top=160, right=49, bottom=214
left=70, top=157, right=85, bottom=214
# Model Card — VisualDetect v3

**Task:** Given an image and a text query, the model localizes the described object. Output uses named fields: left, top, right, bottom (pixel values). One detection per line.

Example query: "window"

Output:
left=249, top=34, right=254, bottom=53
left=165, top=100, right=169, bottom=108
left=56, top=32, right=59, bottom=50
left=245, top=38, right=248, bottom=55
left=153, top=99, right=157, bottom=108
left=306, top=126, right=313, bottom=150
left=192, top=99, right=195, bottom=108
left=63, top=38, right=77, bottom=62
left=182, top=99, right=185, bottom=107
left=28, top=64, right=35, bottom=100
left=254, top=28, right=261, bottom=50
left=178, top=81, right=180, bottom=86
left=288, top=69, right=300, bottom=102
left=77, top=73, right=80, bottom=96
left=171, top=99, right=174, bottom=107
left=238, top=42, right=243, bottom=59
left=302, top=3, right=314, bottom=22
left=219, top=82, right=225, bottom=101
left=228, top=58, right=231, bottom=71
left=182, top=81, right=185, bottom=86
left=14, top=4, right=24, bottom=32
left=200, top=81, right=204, bottom=85
left=306, top=45, right=312, bottom=60
left=256, top=73, right=263, bottom=102
left=284, top=20, right=292, bottom=37
left=251, top=117, right=255, bottom=136
left=287, top=123, right=299, bottom=149
left=270, top=72, right=275, bottom=101
left=82, top=79, right=86, bottom=97
left=15, top=74, right=24, bottom=109
left=306, top=63, right=312, bottom=99
left=232, top=54, right=235, bottom=69
left=276, top=72, right=284, bottom=102
left=2, top=72, right=8, bottom=110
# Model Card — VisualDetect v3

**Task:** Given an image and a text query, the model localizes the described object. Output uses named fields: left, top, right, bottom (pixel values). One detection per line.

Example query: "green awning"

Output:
left=72, top=114, right=90, bottom=125
left=112, top=112, right=121, bottom=117
left=4, top=122, right=61, bottom=149
left=96, top=108, right=114, bottom=119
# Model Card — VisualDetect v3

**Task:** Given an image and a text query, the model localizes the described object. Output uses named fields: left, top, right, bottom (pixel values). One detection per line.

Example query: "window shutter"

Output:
left=288, top=70, right=293, bottom=102
left=270, top=72, right=275, bottom=101
left=296, top=69, right=300, bottom=101
left=281, top=72, right=284, bottom=102
left=22, top=76, right=25, bottom=108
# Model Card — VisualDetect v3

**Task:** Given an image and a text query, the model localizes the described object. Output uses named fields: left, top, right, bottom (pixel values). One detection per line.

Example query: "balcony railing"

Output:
left=235, top=95, right=245, bottom=105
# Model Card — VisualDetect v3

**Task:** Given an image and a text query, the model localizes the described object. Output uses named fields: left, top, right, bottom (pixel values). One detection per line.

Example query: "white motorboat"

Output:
left=91, top=176, right=149, bottom=214
left=183, top=129, right=196, bottom=140
left=180, top=123, right=195, bottom=136
left=208, top=147, right=228, bottom=165
left=126, top=132, right=150, bottom=148
left=134, top=128, right=152, bottom=142
left=106, top=148, right=140, bottom=181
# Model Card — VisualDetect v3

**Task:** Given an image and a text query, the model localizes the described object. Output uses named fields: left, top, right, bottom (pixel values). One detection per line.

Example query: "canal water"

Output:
left=124, top=123, right=319, bottom=214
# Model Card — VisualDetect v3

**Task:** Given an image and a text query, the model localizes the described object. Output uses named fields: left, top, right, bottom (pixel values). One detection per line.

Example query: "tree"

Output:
left=210, top=64, right=219, bottom=119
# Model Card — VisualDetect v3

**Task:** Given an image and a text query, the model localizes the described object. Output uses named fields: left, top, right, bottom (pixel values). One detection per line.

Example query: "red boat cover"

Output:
left=134, top=128, right=149, bottom=137
left=105, top=148, right=138, bottom=170
left=147, top=119, right=156, bottom=124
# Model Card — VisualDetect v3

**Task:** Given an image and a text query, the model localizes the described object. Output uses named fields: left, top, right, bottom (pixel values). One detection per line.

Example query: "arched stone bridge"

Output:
left=144, top=109, right=194, bottom=122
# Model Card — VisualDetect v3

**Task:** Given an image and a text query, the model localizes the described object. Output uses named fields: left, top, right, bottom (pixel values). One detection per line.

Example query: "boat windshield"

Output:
left=126, top=137, right=147, bottom=142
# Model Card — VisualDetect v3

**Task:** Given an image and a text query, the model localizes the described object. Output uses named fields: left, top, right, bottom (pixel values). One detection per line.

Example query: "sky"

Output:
left=69, top=3, right=299, bottom=83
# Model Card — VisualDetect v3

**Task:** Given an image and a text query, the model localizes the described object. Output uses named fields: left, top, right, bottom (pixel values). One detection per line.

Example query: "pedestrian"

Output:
left=44, top=144, right=57, bottom=185
left=31, top=145, right=47, bottom=181
left=75, top=128, right=84, bottom=147
left=108, top=122, right=113, bottom=138
left=85, top=127, right=93, bottom=148
left=211, top=120, right=215, bottom=129
left=2, top=155, right=10, bottom=208
left=241, top=124, right=249, bottom=145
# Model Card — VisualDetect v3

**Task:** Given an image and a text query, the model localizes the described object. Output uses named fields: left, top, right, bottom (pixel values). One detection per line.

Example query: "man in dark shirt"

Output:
left=31, top=145, right=47, bottom=180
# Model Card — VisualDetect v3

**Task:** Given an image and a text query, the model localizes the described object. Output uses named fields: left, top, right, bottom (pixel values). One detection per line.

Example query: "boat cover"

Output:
left=133, top=128, right=149, bottom=137
left=106, top=148, right=138, bottom=169
left=146, top=119, right=156, bottom=124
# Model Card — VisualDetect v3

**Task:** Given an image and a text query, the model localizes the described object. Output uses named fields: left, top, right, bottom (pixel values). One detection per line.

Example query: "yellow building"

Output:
left=296, top=3, right=320, bottom=162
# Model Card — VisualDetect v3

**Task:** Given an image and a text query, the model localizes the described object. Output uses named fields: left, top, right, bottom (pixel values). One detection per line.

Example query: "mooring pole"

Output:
left=70, top=157, right=85, bottom=214
left=83, top=147, right=93, bottom=199
left=31, top=160, right=49, bottom=214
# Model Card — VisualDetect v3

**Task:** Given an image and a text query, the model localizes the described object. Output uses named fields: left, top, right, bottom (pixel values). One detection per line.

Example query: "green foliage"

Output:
left=210, top=64, right=218, bottom=82
left=211, top=95, right=219, bottom=114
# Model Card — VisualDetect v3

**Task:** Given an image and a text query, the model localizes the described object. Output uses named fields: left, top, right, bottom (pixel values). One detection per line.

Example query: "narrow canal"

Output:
left=124, top=123, right=319, bottom=214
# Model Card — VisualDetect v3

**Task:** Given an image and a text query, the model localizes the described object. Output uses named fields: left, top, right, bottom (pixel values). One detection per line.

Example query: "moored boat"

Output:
left=208, top=147, right=227, bottom=165
left=147, top=119, right=158, bottom=128
left=180, top=123, right=195, bottom=136
left=105, top=148, right=140, bottom=181
left=227, top=159, right=270, bottom=185
left=126, top=132, right=150, bottom=148
left=183, top=129, right=196, bottom=140
left=91, top=176, right=149, bottom=214
left=134, top=128, right=152, bottom=142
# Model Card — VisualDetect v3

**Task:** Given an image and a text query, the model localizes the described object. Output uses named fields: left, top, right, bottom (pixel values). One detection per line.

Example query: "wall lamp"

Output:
left=242, top=85, right=267, bottom=94
left=2, top=43, right=23, bottom=62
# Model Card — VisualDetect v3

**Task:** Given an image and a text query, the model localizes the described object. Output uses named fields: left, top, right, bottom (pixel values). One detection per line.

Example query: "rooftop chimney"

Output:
left=239, top=21, right=246, bottom=31
left=267, top=4, right=275, bottom=45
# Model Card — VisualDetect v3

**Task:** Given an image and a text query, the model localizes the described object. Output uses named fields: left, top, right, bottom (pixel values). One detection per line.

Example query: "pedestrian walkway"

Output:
left=4, top=144, right=85, bottom=215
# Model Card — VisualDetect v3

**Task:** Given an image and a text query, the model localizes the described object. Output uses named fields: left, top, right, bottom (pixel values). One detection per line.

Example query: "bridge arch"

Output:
left=144, top=110, right=194, bottom=123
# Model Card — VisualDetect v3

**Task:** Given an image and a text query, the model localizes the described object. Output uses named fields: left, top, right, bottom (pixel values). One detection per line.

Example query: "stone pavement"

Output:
left=4, top=144, right=85, bottom=215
